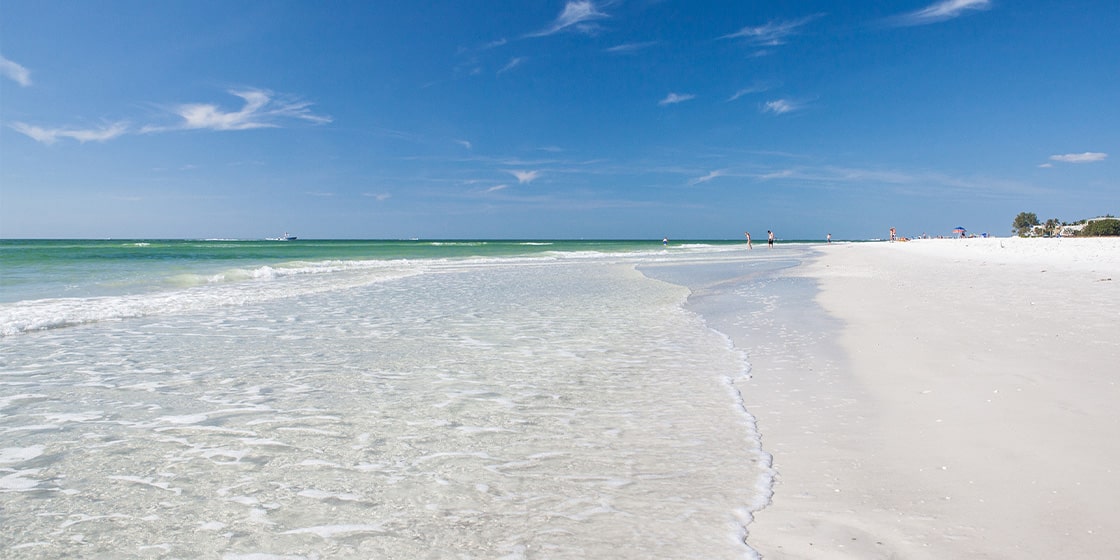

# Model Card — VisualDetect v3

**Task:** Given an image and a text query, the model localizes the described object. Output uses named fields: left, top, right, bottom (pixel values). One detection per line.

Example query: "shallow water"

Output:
left=0, top=246, right=806, bottom=558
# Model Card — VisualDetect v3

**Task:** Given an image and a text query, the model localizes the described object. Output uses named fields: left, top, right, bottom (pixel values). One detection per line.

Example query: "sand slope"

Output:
left=748, top=238, right=1120, bottom=559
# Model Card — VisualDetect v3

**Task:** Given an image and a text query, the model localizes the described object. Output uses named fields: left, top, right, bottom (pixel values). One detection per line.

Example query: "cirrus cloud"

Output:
left=161, top=89, right=331, bottom=132
left=689, top=170, right=726, bottom=185
left=890, top=0, right=991, bottom=26
left=761, top=99, right=803, bottom=114
left=508, top=170, right=541, bottom=184
left=0, top=55, right=32, bottom=87
left=12, top=88, right=330, bottom=144
left=721, top=15, right=822, bottom=46
left=8, top=121, right=128, bottom=145
left=659, top=92, right=696, bottom=106
left=498, top=57, right=527, bottom=75
left=1049, top=152, right=1107, bottom=164
left=605, top=41, right=658, bottom=54
left=527, top=1, right=609, bottom=38
left=728, top=82, right=778, bottom=101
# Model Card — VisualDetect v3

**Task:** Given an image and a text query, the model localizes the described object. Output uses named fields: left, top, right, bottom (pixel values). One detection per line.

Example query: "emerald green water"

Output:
left=0, top=239, right=751, bottom=302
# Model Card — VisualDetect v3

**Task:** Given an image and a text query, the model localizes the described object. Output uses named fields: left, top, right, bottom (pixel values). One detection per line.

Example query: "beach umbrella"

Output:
left=953, top=226, right=966, bottom=234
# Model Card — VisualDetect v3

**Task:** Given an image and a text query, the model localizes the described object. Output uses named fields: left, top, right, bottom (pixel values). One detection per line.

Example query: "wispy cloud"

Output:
left=455, top=139, right=472, bottom=149
left=483, top=38, right=508, bottom=50
left=9, top=121, right=129, bottom=145
left=750, top=164, right=1053, bottom=198
left=528, top=1, right=609, bottom=38
left=161, top=89, right=331, bottom=132
left=721, top=15, right=822, bottom=46
left=761, top=99, right=802, bottom=114
left=1049, top=152, right=1108, bottom=164
left=728, top=82, right=778, bottom=101
left=689, top=170, right=726, bottom=185
left=13, top=88, right=330, bottom=145
left=498, top=57, right=527, bottom=74
left=659, top=92, right=696, bottom=106
left=605, top=41, right=658, bottom=54
left=757, top=169, right=797, bottom=180
left=508, top=170, right=541, bottom=184
left=486, top=184, right=510, bottom=193
left=0, top=55, right=31, bottom=86
left=363, top=192, right=392, bottom=201
left=890, top=0, right=991, bottom=26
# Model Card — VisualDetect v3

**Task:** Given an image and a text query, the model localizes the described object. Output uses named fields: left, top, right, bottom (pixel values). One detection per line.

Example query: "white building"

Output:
left=1030, top=216, right=1114, bottom=237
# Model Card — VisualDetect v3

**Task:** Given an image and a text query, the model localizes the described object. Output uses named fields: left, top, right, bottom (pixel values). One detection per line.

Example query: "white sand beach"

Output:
left=746, top=238, right=1120, bottom=558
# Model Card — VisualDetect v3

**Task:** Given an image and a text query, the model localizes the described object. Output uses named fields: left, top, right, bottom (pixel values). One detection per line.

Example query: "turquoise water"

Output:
left=0, top=238, right=811, bottom=558
left=0, top=239, right=760, bottom=336
left=0, top=239, right=746, bottom=303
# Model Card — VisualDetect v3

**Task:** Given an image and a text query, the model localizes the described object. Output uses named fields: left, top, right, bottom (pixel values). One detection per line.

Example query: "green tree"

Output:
left=1080, top=219, right=1120, bottom=237
left=1013, top=212, right=1040, bottom=236
left=1043, top=218, right=1061, bottom=236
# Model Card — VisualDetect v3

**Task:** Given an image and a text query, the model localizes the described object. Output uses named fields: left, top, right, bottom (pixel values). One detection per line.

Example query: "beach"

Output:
left=3, top=238, right=1119, bottom=558
left=736, top=238, right=1120, bottom=558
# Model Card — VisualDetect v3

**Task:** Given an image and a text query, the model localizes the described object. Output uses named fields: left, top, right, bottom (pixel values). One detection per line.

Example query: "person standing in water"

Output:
left=744, top=232, right=752, bottom=249
left=662, top=237, right=669, bottom=247
left=767, top=230, right=775, bottom=247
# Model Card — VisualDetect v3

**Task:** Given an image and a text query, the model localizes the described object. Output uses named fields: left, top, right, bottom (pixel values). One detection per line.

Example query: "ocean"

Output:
left=0, top=239, right=809, bottom=558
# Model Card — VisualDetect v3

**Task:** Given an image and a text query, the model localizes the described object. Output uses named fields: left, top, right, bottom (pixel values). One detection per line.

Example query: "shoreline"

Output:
left=743, top=238, right=1120, bottom=558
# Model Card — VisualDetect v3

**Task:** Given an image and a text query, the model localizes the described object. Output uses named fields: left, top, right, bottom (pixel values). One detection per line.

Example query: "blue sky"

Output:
left=1, top=0, right=1116, bottom=239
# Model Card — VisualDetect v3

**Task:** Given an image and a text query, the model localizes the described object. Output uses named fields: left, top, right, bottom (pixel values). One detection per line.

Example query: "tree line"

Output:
left=1013, top=212, right=1120, bottom=237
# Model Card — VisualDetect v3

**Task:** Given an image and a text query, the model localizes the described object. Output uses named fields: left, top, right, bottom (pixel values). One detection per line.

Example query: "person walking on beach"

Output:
left=889, top=227, right=896, bottom=243
left=767, top=230, right=775, bottom=247
left=744, top=232, right=752, bottom=249
left=827, top=233, right=832, bottom=244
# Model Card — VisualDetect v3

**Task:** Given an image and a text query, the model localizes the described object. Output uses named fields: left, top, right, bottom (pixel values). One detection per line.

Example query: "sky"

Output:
left=1, top=0, right=1116, bottom=240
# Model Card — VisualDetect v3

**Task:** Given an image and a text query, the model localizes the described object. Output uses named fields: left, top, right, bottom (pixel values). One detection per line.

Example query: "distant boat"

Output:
left=266, top=232, right=298, bottom=241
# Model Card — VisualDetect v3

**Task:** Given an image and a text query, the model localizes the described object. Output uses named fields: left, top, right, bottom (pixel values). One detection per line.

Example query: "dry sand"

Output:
left=746, top=238, right=1120, bottom=559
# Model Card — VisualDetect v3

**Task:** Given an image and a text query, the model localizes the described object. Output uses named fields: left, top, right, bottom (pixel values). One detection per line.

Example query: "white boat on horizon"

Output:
left=266, top=232, right=298, bottom=241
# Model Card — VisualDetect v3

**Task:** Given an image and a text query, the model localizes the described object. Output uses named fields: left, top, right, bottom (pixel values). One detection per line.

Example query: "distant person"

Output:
left=663, top=237, right=669, bottom=247
left=744, top=232, right=752, bottom=249
left=827, top=233, right=832, bottom=244
left=767, top=230, right=775, bottom=247
left=889, top=227, right=896, bottom=243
